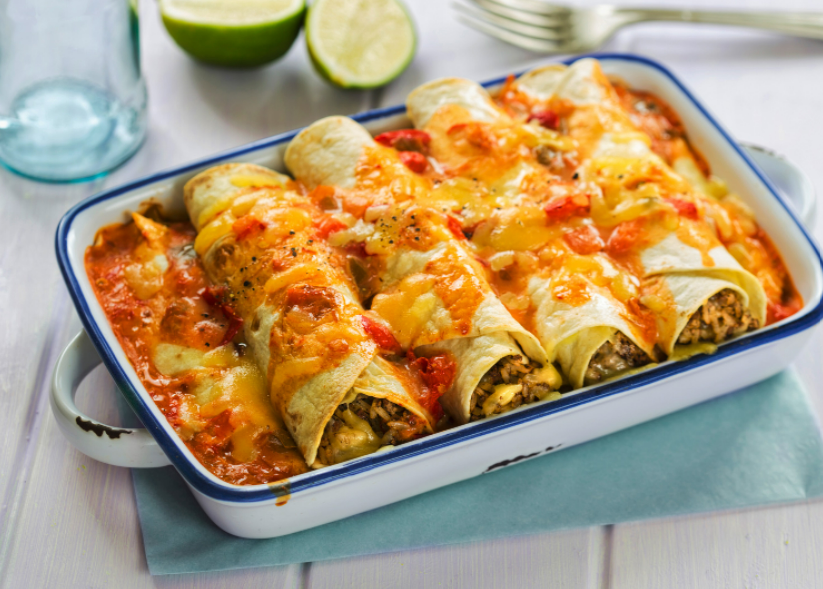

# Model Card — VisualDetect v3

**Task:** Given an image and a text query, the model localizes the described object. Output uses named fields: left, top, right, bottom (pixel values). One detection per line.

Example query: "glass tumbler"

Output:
left=0, top=0, right=147, bottom=182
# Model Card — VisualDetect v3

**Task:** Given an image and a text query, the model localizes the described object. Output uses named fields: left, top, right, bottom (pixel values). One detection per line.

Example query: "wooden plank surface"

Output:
left=2, top=0, right=823, bottom=586
left=610, top=501, right=823, bottom=588
left=306, top=529, right=609, bottom=589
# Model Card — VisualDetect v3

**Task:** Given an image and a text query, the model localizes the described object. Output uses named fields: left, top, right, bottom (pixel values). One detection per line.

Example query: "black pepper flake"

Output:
left=202, top=313, right=209, bottom=318
left=291, top=248, right=298, bottom=257
left=389, top=240, right=394, bottom=244
left=244, top=280, right=251, bottom=287
left=289, top=230, right=295, bottom=235
left=252, top=257, right=257, bottom=262
left=415, top=236, right=420, bottom=241
left=572, top=172, right=579, bottom=179
left=205, top=342, right=210, bottom=347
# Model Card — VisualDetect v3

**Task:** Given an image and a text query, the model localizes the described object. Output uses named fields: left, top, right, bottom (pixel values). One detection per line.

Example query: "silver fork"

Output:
left=453, top=0, right=823, bottom=54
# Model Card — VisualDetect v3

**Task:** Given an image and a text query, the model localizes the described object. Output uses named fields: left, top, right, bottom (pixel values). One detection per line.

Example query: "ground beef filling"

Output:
left=469, top=355, right=556, bottom=421
left=317, top=394, right=427, bottom=465
left=677, top=289, right=759, bottom=346
left=584, top=332, right=651, bottom=386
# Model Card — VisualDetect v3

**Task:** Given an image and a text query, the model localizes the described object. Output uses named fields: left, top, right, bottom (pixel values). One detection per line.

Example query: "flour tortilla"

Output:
left=528, top=273, right=657, bottom=389
left=406, top=77, right=505, bottom=128
left=514, top=58, right=607, bottom=105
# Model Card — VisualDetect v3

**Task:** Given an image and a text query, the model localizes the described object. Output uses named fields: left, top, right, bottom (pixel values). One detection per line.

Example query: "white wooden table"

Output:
left=2, top=0, right=823, bottom=586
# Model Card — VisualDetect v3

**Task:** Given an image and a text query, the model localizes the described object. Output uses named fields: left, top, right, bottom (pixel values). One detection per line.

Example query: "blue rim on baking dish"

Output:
left=55, top=53, right=823, bottom=503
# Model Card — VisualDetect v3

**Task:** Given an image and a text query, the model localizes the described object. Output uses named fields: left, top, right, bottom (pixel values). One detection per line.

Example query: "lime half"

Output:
left=306, top=0, right=416, bottom=89
left=160, top=0, right=306, bottom=68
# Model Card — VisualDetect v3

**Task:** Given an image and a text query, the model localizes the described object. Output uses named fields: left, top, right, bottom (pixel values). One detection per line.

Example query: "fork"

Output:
left=453, top=0, right=823, bottom=54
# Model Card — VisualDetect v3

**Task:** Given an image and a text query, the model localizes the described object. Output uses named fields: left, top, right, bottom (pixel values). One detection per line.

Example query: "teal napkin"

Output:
left=126, top=371, right=823, bottom=575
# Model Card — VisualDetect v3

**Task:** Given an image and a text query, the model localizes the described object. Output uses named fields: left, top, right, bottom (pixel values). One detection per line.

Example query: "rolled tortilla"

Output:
left=510, top=59, right=767, bottom=356
left=528, top=271, right=657, bottom=389
left=285, top=117, right=558, bottom=424
left=184, top=163, right=434, bottom=466
left=407, top=77, right=506, bottom=129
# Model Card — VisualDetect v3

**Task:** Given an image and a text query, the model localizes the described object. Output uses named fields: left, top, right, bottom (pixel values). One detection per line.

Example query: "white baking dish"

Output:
left=52, top=54, right=823, bottom=539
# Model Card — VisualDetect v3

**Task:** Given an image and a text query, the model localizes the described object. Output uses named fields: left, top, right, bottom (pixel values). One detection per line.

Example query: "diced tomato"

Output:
left=285, top=285, right=338, bottom=323
left=399, top=151, right=428, bottom=174
left=563, top=225, right=604, bottom=255
left=544, top=193, right=590, bottom=221
left=446, top=216, right=465, bottom=240
left=424, top=395, right=444, bottom=422
left=200, top=285, right=228, bottom=307
left=407, top=351, right=456, bottom=421
left=219, top=305, right=244, bottom=345
left=360, top=315, right=402, bottom=354
left=768, top=298, right=802, bottom=324
left=232, top=216, right=266, bottom=240
left=374, top=129, right=431, bottom=153
left=666, top=197, right=698, bottom=220
left=418, top=354, right=456, bottom=392
left=528, top=109, right=559, bottom=130
left=314, top=215, right=348, bottom=239
left=200, top=286, right=244, bottom=346
left=606, top=219, right=645, bottom=255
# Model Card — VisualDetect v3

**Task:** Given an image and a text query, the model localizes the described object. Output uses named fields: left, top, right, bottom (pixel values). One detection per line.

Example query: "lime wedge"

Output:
left=159, top=0, right=306, bottom=68
left=306, top=0, right=416, bottom=89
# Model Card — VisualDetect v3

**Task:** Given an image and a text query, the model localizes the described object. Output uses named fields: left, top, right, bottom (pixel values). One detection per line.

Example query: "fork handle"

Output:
left=617, top=9, right=823, bottom=40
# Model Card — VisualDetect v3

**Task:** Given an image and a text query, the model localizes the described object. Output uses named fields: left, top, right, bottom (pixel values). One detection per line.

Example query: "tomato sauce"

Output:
left=86, top=218, right=309, bottom=486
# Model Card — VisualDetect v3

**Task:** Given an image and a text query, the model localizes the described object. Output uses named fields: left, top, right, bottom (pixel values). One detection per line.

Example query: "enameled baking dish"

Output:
left=53, top=54, right=823, bottom=539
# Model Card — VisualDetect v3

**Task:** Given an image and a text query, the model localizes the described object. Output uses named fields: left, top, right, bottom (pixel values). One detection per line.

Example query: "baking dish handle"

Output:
left=50, top=331, right=171, bottom=468
left=741, top=143, right=817, bottom=230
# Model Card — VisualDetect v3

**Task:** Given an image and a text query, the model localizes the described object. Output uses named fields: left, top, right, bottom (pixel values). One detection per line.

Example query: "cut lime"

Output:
left=306, top=0, right=416, bottom=89
left=160, top=0, right=306, bottom=68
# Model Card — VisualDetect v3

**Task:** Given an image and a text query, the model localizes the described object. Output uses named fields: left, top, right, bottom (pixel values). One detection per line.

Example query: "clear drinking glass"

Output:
left=0, top=0, right=147, bottom=182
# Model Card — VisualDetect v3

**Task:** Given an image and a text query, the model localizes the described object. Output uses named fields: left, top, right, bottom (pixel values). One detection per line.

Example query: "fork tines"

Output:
left=453, top=0, right=574, bottom=53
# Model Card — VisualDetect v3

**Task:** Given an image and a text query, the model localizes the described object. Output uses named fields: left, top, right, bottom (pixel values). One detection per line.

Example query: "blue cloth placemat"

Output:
left=124, top=371, right=823, bottom=575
